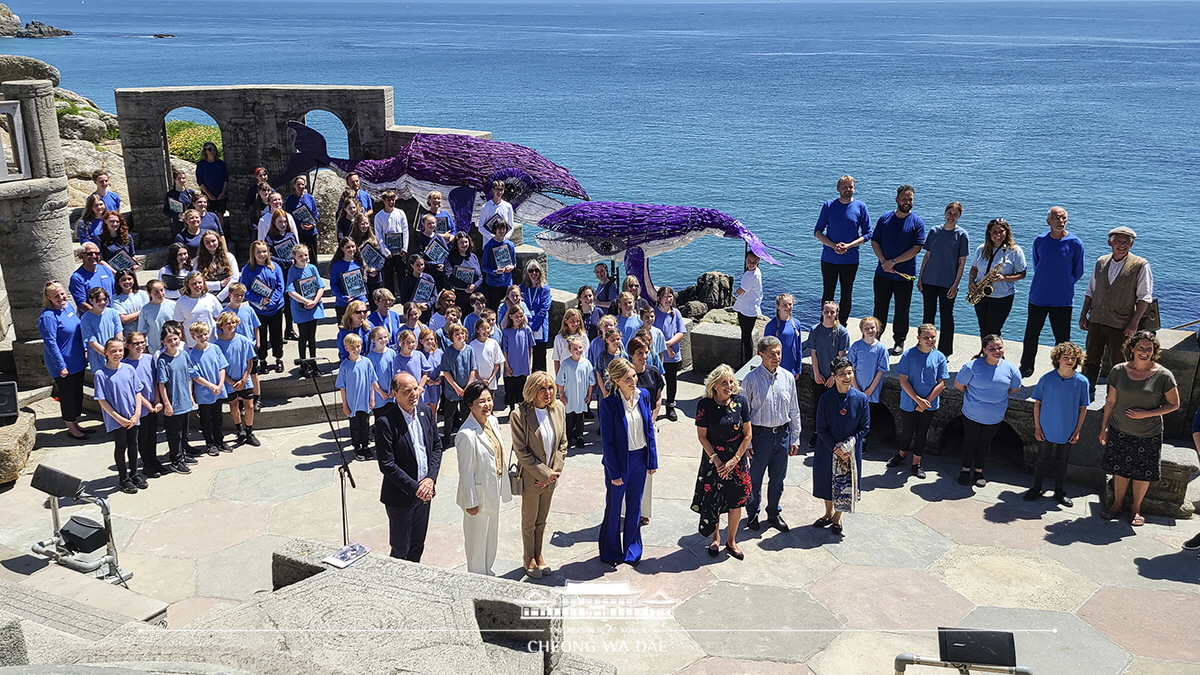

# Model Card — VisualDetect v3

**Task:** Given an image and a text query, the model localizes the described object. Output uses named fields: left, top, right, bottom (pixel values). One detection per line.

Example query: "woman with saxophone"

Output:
left=968, top=218, right=1027, bottom=338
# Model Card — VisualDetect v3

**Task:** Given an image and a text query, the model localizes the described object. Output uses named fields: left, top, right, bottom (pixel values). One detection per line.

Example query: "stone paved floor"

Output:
left=4, top=374, right=1199, bottom=674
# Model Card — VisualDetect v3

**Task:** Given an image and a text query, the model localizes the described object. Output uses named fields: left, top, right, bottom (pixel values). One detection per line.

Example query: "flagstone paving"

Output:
left=4, top=374, right=1200, bottom=674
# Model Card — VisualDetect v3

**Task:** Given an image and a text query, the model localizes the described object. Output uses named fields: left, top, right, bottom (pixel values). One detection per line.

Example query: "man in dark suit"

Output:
left=375, top=372, right=443, bottom=562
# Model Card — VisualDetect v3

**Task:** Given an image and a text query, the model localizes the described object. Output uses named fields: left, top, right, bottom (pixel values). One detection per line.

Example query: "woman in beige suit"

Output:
left=511, top=370, right=568, bottom=578
left=456, top=381, right=513, bottom=575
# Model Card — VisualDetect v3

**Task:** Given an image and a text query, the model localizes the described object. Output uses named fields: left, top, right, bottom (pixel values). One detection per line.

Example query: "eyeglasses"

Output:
left=82, top=251, right=100, bottom=257
left=353, top=310, right=368, bottom=315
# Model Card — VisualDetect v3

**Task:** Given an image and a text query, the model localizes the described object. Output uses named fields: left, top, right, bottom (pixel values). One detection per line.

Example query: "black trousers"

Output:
left=920, top=284, right=957, bottom=356
left=1031, top=440, right=1072, bottom=493
left=296, top=320, right=318, bottom=360
left=899, top=408, right=935, bottom=458
left=54, top=370, right=86, bottom=423
left=298, top=231, right=317, bottom=258
left=663, top=361, right=680, bottom=405
left=164, top=412, right=190, bottom=464
left=873, top=275, right=914, bottom=346
left=737, top=311, right=757, bottom=366
left=256, top=310, right=284, bottom=360
left=383, top=255, right=406, bottom=296
left=810, top=377, right=830, bottom=439
left=960, top=417, right=1000, bottom=471
left=1020, top=304, right=1073, bottom=372
left=112, top=426, right=139, bottom=479
left=197, top=402, right=223, bottom=446
left=481, top=282, right=507, bottom=311
left=386, top=500, right=430, bottom=562
left=503, top=374, right=527, bottom=410
left=821, top=261, right=858, bottom=326
left=531, top=342, right=547, bottom=373
left=566, top=411, right=584, bottom=440
left=349, top=410, right=370, bottom=450
left=137, top=411, right=165, bottom=472
left=973, top=294, right=1014, bottom=339
left=441, top=397, right=467, bottom=440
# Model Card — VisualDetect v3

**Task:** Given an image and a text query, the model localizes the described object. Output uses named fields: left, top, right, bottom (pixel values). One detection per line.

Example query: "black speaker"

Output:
left=61, top=515, right=107, bottom=553
left=0, top=380, right=16, bottom=426
left=31, top=464, right=83, bottom=499
left=939, top=627, right=1017, bottom=667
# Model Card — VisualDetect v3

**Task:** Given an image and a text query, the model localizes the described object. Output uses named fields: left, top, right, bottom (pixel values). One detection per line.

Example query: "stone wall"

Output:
left=114, top=85, right=491, bottom=247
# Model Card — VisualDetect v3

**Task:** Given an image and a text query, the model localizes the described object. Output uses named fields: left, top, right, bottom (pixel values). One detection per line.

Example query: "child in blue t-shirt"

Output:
left=847, top=315, right=891, bottom=455
left=189, top=321, right=229, bottom=456
left=93, top=337, right=149, bottom=494
left=226, top=283, right=264, bottom=411
left=439, top=323, right=477, bottom=443
left=286, top=244, right=326, bottom=373
left=555, top=335, right=594, bottom=448
left=502, top=305, right=534, bottom=414
left=122, top=331, right=167, bottom=478
left=215, top=311, right=260, bottom=448
left=418, top=328, right=443, bottom=422
left=1026, top=341, right=1091, bottom=506
left=156, top=321, right=196, bottom=472
left=336, top=333, right=378, bottom=461
left=367, top=327, right=400, bottom=416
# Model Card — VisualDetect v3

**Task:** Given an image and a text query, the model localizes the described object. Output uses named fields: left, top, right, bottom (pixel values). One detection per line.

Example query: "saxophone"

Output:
left=968, top=261, right=1005, bottom=305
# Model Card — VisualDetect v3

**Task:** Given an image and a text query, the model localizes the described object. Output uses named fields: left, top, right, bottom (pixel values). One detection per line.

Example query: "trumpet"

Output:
left=967, top=262, right=1004, bottom=305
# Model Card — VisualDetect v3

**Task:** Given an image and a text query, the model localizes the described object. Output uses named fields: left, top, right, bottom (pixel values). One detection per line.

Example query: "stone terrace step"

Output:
left=0, top=577, right=131, bottom=643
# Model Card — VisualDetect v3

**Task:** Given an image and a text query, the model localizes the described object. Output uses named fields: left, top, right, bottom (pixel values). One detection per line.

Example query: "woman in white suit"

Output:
left=456, top=380, right=512, bottom=575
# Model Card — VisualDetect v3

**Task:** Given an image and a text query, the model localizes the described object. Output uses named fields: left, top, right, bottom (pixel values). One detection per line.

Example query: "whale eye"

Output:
left=592, top=237, right=626, bottom=256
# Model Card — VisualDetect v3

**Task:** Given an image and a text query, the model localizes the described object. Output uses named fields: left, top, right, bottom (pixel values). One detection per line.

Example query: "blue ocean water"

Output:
left=5, top=0, right=1199, bottom=339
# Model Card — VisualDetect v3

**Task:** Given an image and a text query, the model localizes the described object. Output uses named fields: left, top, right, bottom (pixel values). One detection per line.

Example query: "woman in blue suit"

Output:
left=598, top=357, right=659, bottom=567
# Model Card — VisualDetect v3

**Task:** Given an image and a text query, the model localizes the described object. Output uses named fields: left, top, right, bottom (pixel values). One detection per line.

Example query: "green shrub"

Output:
left=168, top=123, right=221, bottom=163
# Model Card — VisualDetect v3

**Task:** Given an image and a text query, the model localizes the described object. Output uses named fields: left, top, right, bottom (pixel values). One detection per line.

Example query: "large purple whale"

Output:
left=281, top=121, right=589, bottom=231
left=535, top=201, right=786, bottom=305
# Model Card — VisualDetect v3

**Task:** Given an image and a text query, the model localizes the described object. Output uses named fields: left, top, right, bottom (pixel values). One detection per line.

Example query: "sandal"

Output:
left=813, top=516, right=833, bottom=528
left=1131, top=513, right=1145, bottom=527
left=830, top=522, right=844, bottom=535
left=1099, top=509, right=1118, bottom=520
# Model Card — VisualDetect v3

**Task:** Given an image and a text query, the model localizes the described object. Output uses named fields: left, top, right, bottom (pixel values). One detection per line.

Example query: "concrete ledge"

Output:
left=690, top=320, right=752, bottom=378
left=0, top=411, right=35, bottom=485
left=0, top=609, right=27, bottom=667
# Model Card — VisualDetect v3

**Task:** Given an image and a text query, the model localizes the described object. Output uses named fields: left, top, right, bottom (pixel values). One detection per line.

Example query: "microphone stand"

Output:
left=296, top=357, right=358, bottom=550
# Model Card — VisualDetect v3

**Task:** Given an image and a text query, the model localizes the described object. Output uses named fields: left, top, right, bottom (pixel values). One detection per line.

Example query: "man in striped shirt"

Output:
left=741, top=335, right=802, bottom=533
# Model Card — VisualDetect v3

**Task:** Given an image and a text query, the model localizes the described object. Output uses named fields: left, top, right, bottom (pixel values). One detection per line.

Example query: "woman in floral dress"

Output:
left=691, top=364, right=753, bottom=560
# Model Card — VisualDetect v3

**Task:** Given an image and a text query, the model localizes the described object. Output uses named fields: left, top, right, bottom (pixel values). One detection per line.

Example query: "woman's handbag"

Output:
left=507, top=449, right=523, bottom=495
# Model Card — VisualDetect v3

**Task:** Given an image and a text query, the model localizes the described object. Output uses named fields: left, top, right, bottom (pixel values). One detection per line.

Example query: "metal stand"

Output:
left=32, top=494, right=132, bottom=584
left=297, top=357, right=356, bottom=547
left=894, top=653, right=1033, bottom=674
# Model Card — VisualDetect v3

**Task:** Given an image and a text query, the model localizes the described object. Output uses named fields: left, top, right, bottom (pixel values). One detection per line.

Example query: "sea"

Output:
left=5, top=0, right=1199, bottom=341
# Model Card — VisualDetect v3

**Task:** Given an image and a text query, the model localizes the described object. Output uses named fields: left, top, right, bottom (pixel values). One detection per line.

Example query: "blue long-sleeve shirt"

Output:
left=38, top=307, right=87, bottom=377
left=520, top=284, right=552, bottom=343
left=239, top=262, right=286, bottom=316
left=285, top=193, right=319, bottom=235
left=1028, top=232, right=1086, bottom=307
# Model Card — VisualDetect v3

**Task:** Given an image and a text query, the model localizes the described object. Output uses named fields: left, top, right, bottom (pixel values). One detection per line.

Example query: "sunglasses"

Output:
left=353, top=310, right=368, bottom=315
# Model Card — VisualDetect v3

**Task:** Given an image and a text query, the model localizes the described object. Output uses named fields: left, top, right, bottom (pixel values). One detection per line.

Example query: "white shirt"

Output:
left=256, top=212, right=299, bottom=241
left=400, top=405, right=428, bottom=482
left=470, top=337, right=506, bottom=389
left=478, top=199, right=514, bottom=240
left=173, top=293, right=223, bottom=347
left=191, top=252, right=241, bottom=302
left=969, top=245, right=1027, bottom=299
left=622, top=391, right=647, bottom=451
left=731, top=267, right=762, bottom=317
left=535, top=407, right=555, bottom=459
left=1084, top=254, right=1154, bottom=302
left=374, top=208, right=410, bottom=258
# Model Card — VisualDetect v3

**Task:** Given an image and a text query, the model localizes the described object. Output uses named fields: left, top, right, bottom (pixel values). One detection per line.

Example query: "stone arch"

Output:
left=162, top=105, right=225, bottom=183
left=296, top=108, right=350, bottom=160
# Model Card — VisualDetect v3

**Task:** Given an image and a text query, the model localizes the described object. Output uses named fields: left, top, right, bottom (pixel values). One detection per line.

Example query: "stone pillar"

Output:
left=0, top=79, right=76, bottom=388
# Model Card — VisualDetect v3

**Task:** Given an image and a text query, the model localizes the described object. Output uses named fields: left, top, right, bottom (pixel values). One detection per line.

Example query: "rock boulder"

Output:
left=0, top=54, right=60, bottom=86
left=15, top=20, right=71, bottom=38
left=693, top=270, right=734, bottom=309
left=58, top=113, right=107, bottom=142
left=0, top=4, right=20, bottom=37
left=679, top=300, right=708, bottom=319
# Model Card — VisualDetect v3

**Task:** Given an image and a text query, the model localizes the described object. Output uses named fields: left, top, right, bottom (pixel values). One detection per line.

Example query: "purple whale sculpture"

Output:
left=536, top=201, right=787, bottom=305
left=282, top=121, right=589, bottom=232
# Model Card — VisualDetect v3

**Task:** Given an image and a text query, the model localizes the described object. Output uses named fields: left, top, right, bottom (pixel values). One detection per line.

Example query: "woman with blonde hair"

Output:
left=173, top=272, right=223, bottom=347
left=692, top=363, right=753, bottom=559
left=39, top=281, right=89, bottom=439
left=337, top=299, right=373, bottom=362
left=597, top=357, right=658, bottom=567
left=510, top=370, right=568, bottom=578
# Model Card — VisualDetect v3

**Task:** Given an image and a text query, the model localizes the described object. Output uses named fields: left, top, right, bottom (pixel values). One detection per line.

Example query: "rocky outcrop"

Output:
left=58, top=113, right=107, bottom=142
left=679, top=300, right=708, bottom=319
left=692, top=270, right=735, bottom=309
left=0, top=4, right=20, bottom=37
left=54, top=87, right=119, bottom=136
left=15, top=19, right=71, bottom=38
left=0, top=53, right=61, bottom=86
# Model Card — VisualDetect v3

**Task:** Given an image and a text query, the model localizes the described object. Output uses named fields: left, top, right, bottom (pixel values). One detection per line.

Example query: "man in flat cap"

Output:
left=1079, top=226, right=1153, bottom=394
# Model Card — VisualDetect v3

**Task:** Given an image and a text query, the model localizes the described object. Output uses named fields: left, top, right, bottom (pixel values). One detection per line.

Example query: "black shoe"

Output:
left=1055, top=493, right=1074, bottom=508
left=707, top=542, right=720, bottom=557
left=1024, top=487, right=1042, bottom=501
left=80, top=426, right=97, bottom=434
left=1183, top=533, right=1200, bottom=551
left=183, top=456, right=199, bottom=465
left=119, top=478, right=138, bottom=494
left=808, top=434, right=817, bottom=449
left=234, top=429, right=247, bottom=446
left=284, top=329, right=299, bottom=341
left=911, top=464, right=926, bottom=479
left=219, top=443, right=234, bottom=453
left=974, top=473, right=987, bottom=488
left=886, top=452, right=906, bottom=468
left=275, top=358, right=285, bottom=374
left=746, top=515, right=760, bottom=531
left=1020, top=367, right=1035, bottom=379
left=131, top=473, right=149, bottom=489
left=170, top=461, right=192, bottom=474
left=244, top=432, right=261, bottom=447
left=888, top=343, right=904, bottom=357
left=813, top=516, right=833, bottom=528
left=767, top=515, right=789, bottom=533
left=626, top=558, right=641, bottom=568
left=206, top=445, right=220, bottom=457
left=724, top=545, right=744, bottom=561
left=665, top=405, right=678, bottom=422
left=254, top=399, right=262, bottom=413
left=144, top=466, right=164, bottom=479
left=830, top=522, right=843, bottom=535
left=354, top=450, right=370, bottom=462
left=584, top=410, right=595, bottom=420
left=958, top=470, right=972, bottom=486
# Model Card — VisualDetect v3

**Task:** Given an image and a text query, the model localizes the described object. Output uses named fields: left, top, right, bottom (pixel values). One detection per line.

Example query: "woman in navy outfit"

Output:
left=812, top=356, right=870, bottom=536
left=597, top=357, right=658, bottom=567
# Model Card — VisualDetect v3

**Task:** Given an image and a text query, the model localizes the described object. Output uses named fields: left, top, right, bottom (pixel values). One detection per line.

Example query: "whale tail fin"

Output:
left=276, top=121, right=335, bottom=189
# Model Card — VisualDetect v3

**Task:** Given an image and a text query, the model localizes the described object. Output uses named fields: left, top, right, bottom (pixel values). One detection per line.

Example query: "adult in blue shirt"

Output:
left=195, top=142, right=229, bottom=228
left=871, top=185, right=926, bottom=356
left=814, top=175, right=872, bottom=326
left=69, top=242, right=115, bottom=312
left=953, top=334, right=1023, bottom=488
left=39, top=282, right=90, bottom=440
left=653, top=286, right=687, bottom=422
left=917, top=201, right=970, bottom=357
left=1026, top=341, right=1090, bottom=506
left=1020, top=207, right=1086, bottom=378
left=285, top=175, right=320, bottom=255
left=520, top=260, right=553, bottom=372
left=887, top=324, right=949, bottom=479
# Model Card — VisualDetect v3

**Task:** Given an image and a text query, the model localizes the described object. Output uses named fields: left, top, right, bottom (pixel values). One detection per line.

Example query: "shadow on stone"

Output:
left=1133, top=551, right=1200, bottom=586
left=1042, top=515, right=1132, bottom=547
